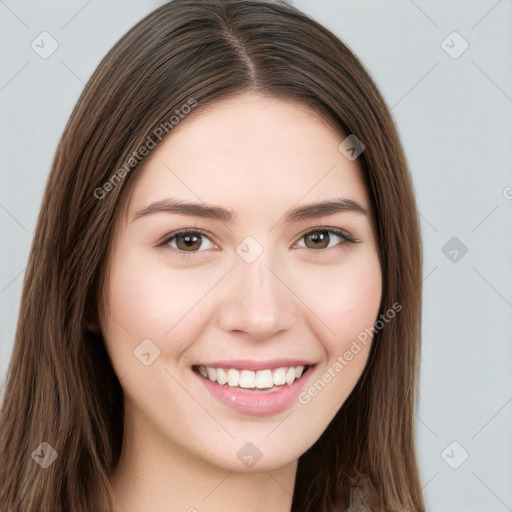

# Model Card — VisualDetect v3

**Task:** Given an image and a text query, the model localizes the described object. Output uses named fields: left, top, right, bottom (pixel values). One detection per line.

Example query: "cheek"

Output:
left=295, top=251, right=381, bottom=426
left=293, top=248, right=382, bottom=341
left=326, top=255, right=382, bottom=342
left=105, top=260, right=172, bottom=339
left=101, top=249, right=222, bottom=356
left=293, top=248, right=381, bottom=391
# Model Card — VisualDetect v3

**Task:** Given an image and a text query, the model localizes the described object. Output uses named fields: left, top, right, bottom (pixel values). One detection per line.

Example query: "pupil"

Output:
left=306, top=231, right=329, bottom=249
left=178, top=234, right=201, bottom=250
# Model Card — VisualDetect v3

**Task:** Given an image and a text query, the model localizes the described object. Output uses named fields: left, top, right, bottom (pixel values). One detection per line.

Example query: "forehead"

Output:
left=125, top=93, right=369, bottom=219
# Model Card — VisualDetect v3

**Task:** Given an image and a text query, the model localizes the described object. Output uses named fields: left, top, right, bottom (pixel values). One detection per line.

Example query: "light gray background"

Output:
left=1, top=1, right=511, bottom=511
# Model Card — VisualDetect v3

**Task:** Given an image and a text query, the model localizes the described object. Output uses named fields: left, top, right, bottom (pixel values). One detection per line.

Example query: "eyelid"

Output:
left=157, top=226, right=358, bottom=257
left=157, top=229, right=218, bottom=251
left=293, top=227, right=359, bottom=249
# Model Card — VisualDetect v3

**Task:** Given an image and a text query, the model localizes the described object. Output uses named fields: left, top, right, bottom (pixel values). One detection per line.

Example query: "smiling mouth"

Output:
left=192, top=364, right=312, bottom=393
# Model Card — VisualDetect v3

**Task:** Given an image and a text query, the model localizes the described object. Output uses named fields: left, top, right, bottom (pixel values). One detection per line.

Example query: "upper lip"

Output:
left=194, top=359, right=315, bottom=371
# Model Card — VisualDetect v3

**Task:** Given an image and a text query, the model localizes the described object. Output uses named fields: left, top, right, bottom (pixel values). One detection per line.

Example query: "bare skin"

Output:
left=99, top=93, right=382, bottom=512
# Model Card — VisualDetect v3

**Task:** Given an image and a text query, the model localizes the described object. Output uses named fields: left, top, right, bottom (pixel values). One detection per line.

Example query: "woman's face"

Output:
left=100, top=93, right=382, bottom=473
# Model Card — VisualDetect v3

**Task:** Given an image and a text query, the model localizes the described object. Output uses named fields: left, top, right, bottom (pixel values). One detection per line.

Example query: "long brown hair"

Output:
left=0, top=1, right=424, bottom=510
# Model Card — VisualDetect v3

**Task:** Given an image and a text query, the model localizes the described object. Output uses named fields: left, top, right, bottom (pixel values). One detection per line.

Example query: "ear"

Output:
left=85, top=309, right=102, bottom=335
left=86, top=319, right=102, bottom=334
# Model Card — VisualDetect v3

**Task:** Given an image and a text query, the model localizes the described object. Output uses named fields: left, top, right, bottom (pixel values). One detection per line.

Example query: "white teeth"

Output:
left=239, top=370, right=256, bottom=388
left=255, top=369, right=273, bottom=389
left=217, top=368, right=228, bottom=385
left=272, top=367, right=286, bottom=385
left=227, top=368, right=240, bottom=386
left=206, top=366, right=217, bottom=382
left=197, top=364, right=308, bottom=389
left=295, top=365, right=305, bottom=378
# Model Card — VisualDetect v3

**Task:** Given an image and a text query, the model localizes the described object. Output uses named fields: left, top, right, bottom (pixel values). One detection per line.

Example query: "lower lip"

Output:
left=195, top=366, right=315, bottom=416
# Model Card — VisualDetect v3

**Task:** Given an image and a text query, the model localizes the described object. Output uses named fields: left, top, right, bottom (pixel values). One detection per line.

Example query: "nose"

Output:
left=216, top=253, right=297, bottom=341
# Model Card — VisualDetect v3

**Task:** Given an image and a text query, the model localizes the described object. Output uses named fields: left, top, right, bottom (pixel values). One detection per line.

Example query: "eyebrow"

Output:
left=131, top=197, right=368, bottom=224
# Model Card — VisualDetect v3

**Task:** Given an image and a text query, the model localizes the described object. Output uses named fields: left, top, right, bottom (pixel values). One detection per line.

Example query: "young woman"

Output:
left=0, top=1, right=424, bottom=511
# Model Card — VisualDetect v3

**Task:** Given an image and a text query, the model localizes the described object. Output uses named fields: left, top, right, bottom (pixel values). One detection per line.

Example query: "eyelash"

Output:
left=158, top=227, right=359, bottom=259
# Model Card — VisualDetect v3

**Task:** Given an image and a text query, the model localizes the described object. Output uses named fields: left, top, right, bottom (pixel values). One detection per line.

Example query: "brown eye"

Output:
left=164, top=231, right=215, bottom=252
left=297, top=229, right=354, bottom=250
left=304, top=230, right=330, bottom=249
left=176, top=233, right=202, bottom=251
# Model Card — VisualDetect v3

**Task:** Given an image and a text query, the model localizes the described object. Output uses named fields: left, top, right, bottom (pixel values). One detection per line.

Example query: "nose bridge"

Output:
left=217, top=249, right=296, bottom=338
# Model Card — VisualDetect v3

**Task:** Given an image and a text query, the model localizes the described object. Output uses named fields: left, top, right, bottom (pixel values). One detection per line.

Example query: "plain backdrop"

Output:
left=1, top=1, right=511, bottom=511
